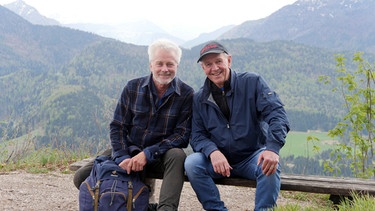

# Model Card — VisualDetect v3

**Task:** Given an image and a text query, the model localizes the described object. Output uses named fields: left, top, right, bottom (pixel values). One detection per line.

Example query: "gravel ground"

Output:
left=0, top=171, right=303, bottom=211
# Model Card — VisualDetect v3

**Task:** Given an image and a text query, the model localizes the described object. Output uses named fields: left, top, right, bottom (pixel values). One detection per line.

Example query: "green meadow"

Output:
left=280, top=130, right=339, bottom=158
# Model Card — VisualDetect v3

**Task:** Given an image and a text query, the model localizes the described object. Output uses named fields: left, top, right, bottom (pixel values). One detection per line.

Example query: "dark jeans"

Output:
left=73, top=148, right=186, bottom=211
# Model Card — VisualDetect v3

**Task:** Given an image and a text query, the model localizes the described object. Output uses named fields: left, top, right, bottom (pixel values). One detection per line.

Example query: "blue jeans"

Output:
left=184, top=148, right=280, bottom=211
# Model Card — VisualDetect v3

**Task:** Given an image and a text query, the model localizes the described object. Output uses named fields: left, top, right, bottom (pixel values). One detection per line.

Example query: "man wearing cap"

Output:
left=184, top=41, right=290, bottom=211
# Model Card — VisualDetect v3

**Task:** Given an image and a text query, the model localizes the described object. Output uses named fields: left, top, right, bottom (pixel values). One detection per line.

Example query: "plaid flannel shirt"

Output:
left=110, top=74, right=194, bottom=163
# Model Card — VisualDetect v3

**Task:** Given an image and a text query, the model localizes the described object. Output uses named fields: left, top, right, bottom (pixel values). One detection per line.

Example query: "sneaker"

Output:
left=148, top=203, right=158, bottom=211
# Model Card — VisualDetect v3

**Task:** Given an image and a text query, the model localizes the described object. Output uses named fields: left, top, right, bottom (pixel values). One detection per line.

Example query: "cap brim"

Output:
left=197, top=49, right=225, bottom=63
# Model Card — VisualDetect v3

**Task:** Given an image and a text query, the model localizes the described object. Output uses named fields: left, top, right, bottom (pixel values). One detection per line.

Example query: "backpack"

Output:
left=79, top=155, right=149, bottom=211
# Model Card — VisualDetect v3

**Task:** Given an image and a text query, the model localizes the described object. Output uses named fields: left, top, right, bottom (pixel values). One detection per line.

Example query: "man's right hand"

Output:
left=209, top=150, right=233, bottom=177
left=119, top=158, right=132, bottom=173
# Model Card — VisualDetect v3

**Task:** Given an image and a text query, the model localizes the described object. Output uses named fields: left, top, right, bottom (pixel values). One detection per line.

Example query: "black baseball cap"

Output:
left=197, top=41, right=228, bottom=63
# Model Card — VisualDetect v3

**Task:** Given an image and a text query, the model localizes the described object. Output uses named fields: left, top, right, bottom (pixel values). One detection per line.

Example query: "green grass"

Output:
left=281, top=131, right=338, bottom=157
left=276, top=193, right=333, bottom=211
left=336, top=193, right=375, bottom=210
left=0, top=145, right=89, bottom=173
left=0, top=134, right=94, bottom=173
left=275, top=192, right=375, bottom=211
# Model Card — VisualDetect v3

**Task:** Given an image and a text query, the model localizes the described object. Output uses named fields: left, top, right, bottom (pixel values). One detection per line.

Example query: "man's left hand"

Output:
left=127, top=151, right=147, bottom=173
left=257, top=150, right=279, bottom=176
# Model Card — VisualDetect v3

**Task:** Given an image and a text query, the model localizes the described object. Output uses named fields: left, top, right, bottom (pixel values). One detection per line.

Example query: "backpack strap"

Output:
left=127, top=180, right=133, bottom=210
left=94, top=180, right=101, bottom=211
left=83, top=181, right=95, bottom=199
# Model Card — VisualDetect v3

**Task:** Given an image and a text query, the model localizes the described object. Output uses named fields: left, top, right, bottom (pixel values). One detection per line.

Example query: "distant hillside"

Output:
left=0, top=6, right=109, bottom=74
left=3, top=0, right=184, bottom=46
left=6, top=0, right=374, bottom=52
left=66, top=20, right=184, bottom=46
left=1, top=4, right=374, bottom=150
left=220, top=0, right=375, bottom=54
left=181, top=25, right=235, bottom=49
left=4, top=0, right=59, bottom=25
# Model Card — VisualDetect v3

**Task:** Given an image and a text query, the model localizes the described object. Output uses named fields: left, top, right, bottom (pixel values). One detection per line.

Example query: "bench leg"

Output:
left=329, top=194, right=353, bottom=205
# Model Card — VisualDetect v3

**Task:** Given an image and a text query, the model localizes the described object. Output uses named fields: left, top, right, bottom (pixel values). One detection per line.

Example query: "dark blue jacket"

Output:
left=191, top=70, right=290, bottom=165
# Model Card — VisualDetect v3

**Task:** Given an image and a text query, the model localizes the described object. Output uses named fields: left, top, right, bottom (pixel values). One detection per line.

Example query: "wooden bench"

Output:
left=69, top=158, right=375, bottom=203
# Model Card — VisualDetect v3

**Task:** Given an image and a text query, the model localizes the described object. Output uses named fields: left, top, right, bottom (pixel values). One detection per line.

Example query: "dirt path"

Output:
left=0, top=171, right=302, bottom=211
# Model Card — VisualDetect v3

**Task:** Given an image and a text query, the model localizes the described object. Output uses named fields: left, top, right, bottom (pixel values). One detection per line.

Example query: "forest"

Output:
left=1, top=35, right=374, bottom=177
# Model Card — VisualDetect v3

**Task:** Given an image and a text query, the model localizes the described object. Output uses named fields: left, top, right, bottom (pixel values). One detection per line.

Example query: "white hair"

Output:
left=148, top=39, right=182, bottom=64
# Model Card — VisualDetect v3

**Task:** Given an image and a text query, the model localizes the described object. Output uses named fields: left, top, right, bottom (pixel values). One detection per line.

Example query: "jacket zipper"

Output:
left=222, top=90, right=231, bottom=129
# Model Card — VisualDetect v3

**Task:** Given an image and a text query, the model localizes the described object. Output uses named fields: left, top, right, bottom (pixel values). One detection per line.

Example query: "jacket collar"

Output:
left=201, top=69, right=235, bottom=100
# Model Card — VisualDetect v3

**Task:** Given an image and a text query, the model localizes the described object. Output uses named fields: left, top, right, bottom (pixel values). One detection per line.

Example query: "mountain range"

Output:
left=1, top=0, right=374, bottom=149
left=220, top=0, right=375, bottom=53
left=4, top=0, right=375, bottom=52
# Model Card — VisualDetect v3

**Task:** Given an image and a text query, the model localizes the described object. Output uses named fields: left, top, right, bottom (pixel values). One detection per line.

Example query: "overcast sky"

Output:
left=0, top=0, right=297, bottom=39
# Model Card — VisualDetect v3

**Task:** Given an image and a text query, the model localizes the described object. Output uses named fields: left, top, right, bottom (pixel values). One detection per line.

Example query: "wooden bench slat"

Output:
left=69, top=158, right=94, bottom=171
left=279, top=175, right=375, bottom=196
left=213, top=175, right=375, bottom=196
left=69, top=158, right=375, bottom=197
left=282, top=174, right=373, bottom=185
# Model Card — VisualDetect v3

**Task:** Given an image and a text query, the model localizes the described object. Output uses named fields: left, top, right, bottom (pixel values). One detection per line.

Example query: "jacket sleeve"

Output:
left=256, top=76, right=290, bottom=154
